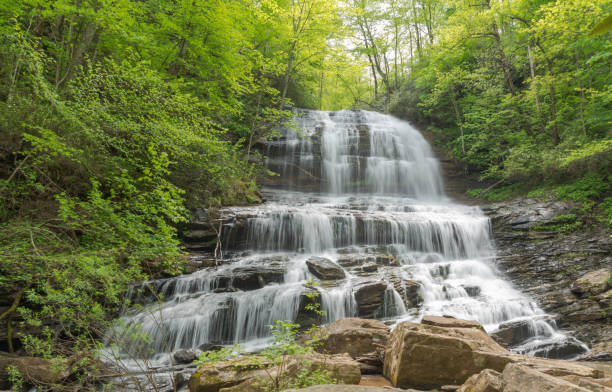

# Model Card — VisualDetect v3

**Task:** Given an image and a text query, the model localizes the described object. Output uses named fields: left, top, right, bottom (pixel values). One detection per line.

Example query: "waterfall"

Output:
left=108, top=109, right=587, bottom=373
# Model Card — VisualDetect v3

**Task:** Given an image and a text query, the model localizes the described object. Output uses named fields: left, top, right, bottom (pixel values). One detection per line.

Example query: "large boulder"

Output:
left=313, top=318, right=389, bottom=374
left=383, top=320, right=511, bottom=389
left=353, top=282, right=387, bottom=318
left=571, top=269, right=611, bottom=296
left=189, top=353, right=361, bottom=392
left=306, top=257, right=346, bottom=280
left=315, top=318, right=389, bottom=359
left=383, top=318, right=601, bottom=389
left=0, top=353, right=70, bottom=389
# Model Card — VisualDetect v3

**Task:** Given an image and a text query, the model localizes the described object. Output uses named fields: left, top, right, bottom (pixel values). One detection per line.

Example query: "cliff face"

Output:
left=484, top=199, right=612, bottom=360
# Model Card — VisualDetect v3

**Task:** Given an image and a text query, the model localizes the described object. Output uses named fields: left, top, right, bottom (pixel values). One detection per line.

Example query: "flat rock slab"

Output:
left=421, top=315, right=485, bottom=331
left=306, top=257, right=346, bottom=280
left=283, top=385, right=417, bottom=392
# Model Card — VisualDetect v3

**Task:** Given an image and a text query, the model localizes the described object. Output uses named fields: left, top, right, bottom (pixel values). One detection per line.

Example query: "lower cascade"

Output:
left=105, top=110, right=588, bottom=384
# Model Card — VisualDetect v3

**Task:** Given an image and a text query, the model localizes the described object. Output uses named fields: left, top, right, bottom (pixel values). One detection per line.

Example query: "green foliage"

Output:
left=384, top=0, right=612, bottom=205
left=7, top=365, right=24, bottom=391
left=0, top=0, right=365, bottom=386
left=553, top=174, right=610, bottom=203
left=600, top=197, right=612, bottom=228
left=591, top=15, right=612, bottom=35
left=194, top=346, right=242, bottom=367
left=252, top=320, right=336, bottom=392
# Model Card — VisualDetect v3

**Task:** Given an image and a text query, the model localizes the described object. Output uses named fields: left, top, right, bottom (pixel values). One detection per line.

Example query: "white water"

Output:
left=106, top=110, right=587, bottom=386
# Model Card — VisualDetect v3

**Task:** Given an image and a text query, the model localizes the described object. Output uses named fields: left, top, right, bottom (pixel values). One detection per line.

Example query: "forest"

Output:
left=0, top=0, right=610, bottom=390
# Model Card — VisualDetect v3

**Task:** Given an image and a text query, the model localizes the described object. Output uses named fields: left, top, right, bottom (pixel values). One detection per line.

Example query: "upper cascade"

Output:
left=265, top=109, right=444, bottom=198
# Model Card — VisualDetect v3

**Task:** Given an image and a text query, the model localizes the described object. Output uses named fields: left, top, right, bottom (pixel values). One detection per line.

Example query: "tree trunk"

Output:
left=450, top=87, right=465, bottom=154
left=279, top=41, right=297, bottom=110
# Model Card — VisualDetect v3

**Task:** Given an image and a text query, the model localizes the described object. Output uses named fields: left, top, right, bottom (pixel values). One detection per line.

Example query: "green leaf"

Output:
left=590, top=15, right=612, bottom=35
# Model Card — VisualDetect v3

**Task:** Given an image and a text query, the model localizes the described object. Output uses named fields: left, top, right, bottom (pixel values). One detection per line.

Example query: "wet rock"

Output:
left=457, top=369, right=502, bottom=392
left=361, top=263, right=378, bottom=273
left=490, top=316, right=554, bottom=347
left=173, top=349, right=201, bottom=364
left=295, top=289, right=322, bottom=328
left=306, top=257, right=346, bottom=280
left=571, top=268, right=611, bottom=296
left=198, top=343, right=224, bottom=352
left=462, top=285, right=481, bottom=297
left=336, top=254, right=369, bottom=267
left=402, top=280, right=423, bottom=308
left=354, top=282, right=387, bottom=318
left=431, top=264, right=450, bottom=279
left=530, top=337, right=588, bottom=360
left=421, top=315, right=485, bottom=331
left=189, top=353, right=361, bottom=392
left=374, top=254, right=400, bottom=266
left=174, top=371, right=191, bottom=390
left=218, top=265, right=285, bottom=291
left=501, top=363, right=590, bottom=392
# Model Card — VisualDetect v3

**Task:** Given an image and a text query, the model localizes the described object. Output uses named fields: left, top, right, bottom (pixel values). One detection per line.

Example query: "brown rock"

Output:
left=0, top=353, right=69, bottom=388
left=383, top=320, right=510, bottom=389
left=189, top=353, right=361, bottom=392
left=561, top=375, right=612, bottom=392
left=520, top=356, right=602, bottom=379
left=571, top=269, right=611, bottom=296
left=421, top=315, right=485, bottom=331
left=501, top=363, right=592, bottom=392
left=316, top=318, right=389, bottom=359
left=282, top=385, right=411, bottom=392
left=457, top=369, right=502, bottom=392
left=382, top=319, right=600, bottom=389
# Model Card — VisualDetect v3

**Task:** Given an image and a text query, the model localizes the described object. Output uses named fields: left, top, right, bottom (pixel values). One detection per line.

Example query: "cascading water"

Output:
left=106, top=109, right=587, bottom=388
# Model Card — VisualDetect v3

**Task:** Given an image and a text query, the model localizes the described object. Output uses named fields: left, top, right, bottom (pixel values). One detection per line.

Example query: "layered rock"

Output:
left=312, top=318, right=389, bottom=374
left=383, top=319, right=511, bottom=389
left=282, top=386, right=412, bottom=392
left=500, top=363, right=594, bottom=392
left=306, top=257, right=346, bottom=280
left=457, top=369, right=502, bottom=392
left=188, top=353, right=361, bottom=392
left=485, top=199, right=612, bottom=355
left=383, top=317, right=602, bottom=389
left=571, top=268, right=611, bottom=296
left=353, top=282, right=387, bottom=318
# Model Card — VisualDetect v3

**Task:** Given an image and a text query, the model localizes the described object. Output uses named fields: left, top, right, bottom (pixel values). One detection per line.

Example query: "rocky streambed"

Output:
left=486, top=198, right=612, bottom=359
left=189, top=316, right=612, bottom=392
